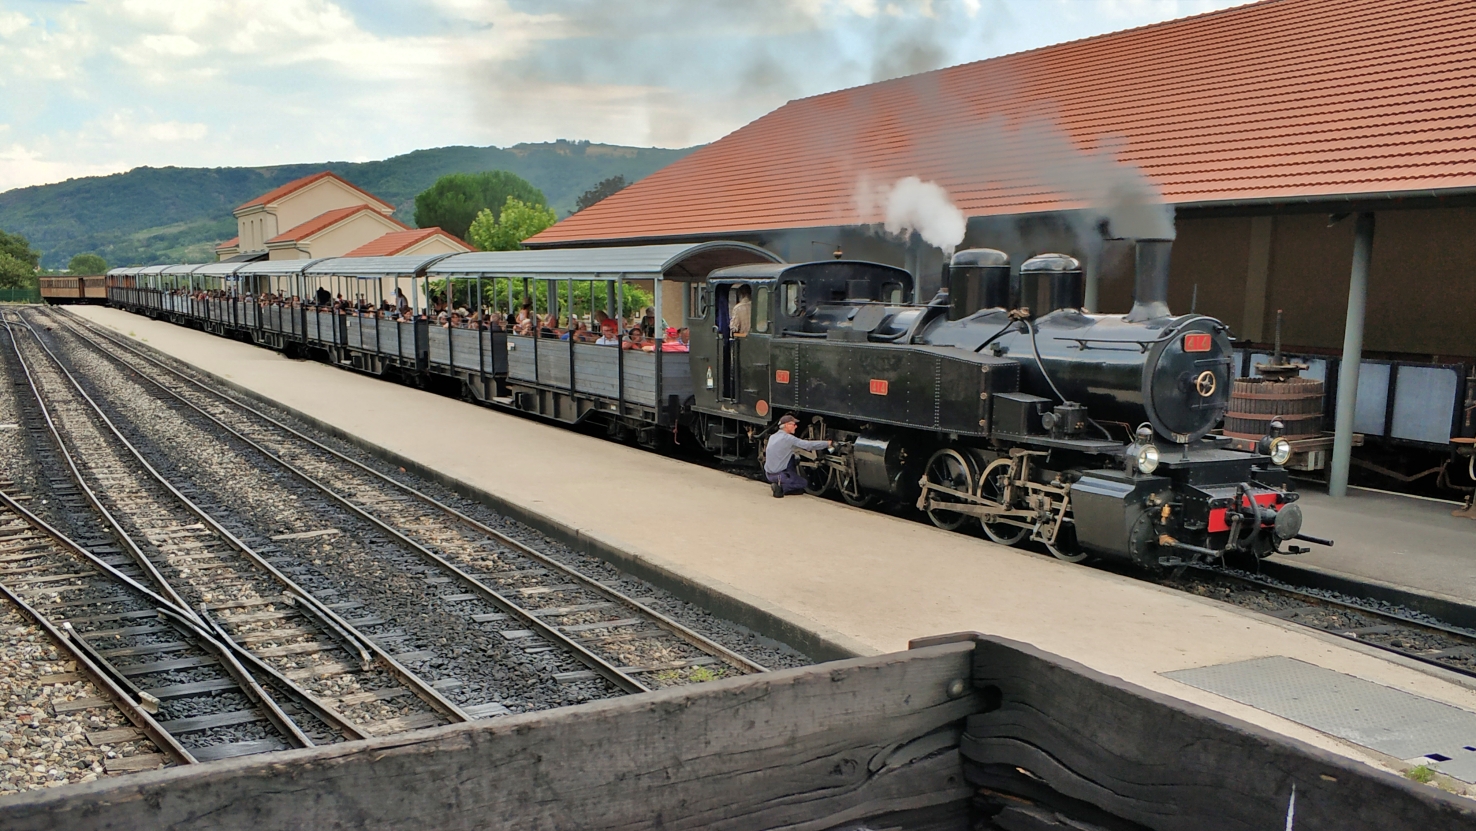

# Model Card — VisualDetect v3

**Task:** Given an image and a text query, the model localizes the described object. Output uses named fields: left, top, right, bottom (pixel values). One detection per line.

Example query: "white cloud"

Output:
left=0, top=11, right=30, bottom=38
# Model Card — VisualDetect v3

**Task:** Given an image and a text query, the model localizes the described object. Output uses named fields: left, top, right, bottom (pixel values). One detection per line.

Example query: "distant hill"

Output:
left=0, top=141, right=696, bottom=269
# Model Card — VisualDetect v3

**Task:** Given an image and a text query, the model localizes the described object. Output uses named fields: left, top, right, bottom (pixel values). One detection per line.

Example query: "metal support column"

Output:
left=1329, top=212, right=1375, bottom=497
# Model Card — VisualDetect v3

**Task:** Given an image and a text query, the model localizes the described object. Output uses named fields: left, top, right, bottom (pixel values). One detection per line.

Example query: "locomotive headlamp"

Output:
left=1257, top=433, right=1293, bottom=465
left=1132, top=443, right=1160, bottom=475
left=1269, top=437, right=1293, bottom=466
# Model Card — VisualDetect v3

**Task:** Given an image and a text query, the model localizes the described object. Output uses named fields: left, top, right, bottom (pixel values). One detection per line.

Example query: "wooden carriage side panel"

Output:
left=450, top=328, right=483, bottom=371
left=535, top=343, right=572, bottom=388
left=621, top=351, right=660, bottom=406
left=572, top=343, right=620, bottom=398
left=427, top=327, right=451, bottom=367
left=506, top=335, right=536, bottom=381
left=398, top=321, right=418, bottom=360
left=377, top=319, right=401, bottom=356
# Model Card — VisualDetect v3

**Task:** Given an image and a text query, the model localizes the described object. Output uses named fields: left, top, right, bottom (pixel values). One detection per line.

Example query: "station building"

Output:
left=529, top=0, right=1476, bottom=493
left=215, top=172, right=471, bottom=263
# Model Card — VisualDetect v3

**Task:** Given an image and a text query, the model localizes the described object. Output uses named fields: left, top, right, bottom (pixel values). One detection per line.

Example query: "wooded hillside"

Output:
left=0, top=141, right=693, bottom=268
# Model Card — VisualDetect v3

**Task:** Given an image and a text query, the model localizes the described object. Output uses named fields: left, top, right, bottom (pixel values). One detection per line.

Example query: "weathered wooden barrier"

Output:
left=1, top=635, right=1471, bottom=830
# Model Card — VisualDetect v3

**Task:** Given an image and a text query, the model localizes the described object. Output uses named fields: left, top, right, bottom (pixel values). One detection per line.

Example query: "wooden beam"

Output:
left=1, top=643, right=981, bottom=831
left=961, top=635, right=1476, bottom=831
left=1240, top=215, right=1274, bottom=342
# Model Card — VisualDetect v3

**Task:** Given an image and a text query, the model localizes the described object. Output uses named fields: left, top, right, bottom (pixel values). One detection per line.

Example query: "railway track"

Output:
left=54, top=307, right=767, bottom=691
left=3, top=310, right=470, bottom=742
left=0, top=483, right=309, bottom=766
left=1176, top=566, right=1476, bottom=681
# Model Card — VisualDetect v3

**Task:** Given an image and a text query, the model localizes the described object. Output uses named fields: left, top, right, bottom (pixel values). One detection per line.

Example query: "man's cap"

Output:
left=777, top=414, right=798, bottom=426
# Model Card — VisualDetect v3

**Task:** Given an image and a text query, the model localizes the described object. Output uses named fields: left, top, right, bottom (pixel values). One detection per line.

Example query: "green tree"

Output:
left=573, top=175, right=627, bottom=213
left=467, top=197, right=558, bottom=252
left=0, top=230, right=40, bottom=289
left=412, top=171, right=546, bottom=241
left=67, top=253, right=109, bottom=275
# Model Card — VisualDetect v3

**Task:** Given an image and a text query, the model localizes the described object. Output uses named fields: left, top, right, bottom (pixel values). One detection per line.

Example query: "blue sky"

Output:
left=0, top=0, right=1248, bottom=193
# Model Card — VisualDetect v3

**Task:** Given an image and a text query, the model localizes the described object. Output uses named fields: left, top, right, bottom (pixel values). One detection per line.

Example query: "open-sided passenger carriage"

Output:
left=106, top=242, right=780, bottom=446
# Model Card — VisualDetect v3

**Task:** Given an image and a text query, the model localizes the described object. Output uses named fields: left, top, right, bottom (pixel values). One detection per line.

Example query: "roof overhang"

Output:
left=235, top=258, right=332, bottom=277
left=428, top=241, right=781, bottom=282
left=305, top=254, right=458, bottom=278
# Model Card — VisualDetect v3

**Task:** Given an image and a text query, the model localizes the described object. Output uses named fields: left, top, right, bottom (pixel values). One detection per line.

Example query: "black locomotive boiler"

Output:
left=688, top=239, right=1320, bottom=569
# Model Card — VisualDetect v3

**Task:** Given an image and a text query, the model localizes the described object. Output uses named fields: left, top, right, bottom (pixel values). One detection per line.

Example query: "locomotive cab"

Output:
left=689, top=261, right=915, bottom=424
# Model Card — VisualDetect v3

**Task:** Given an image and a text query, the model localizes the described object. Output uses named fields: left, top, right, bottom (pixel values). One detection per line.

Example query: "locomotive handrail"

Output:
left=1053, top=334, right=1175, bottom=353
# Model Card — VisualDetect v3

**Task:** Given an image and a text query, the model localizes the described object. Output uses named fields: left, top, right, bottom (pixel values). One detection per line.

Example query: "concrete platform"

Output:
left=67, top=306, right=1476, bottom=779
left=1287, top=485, right=1476, bottom=606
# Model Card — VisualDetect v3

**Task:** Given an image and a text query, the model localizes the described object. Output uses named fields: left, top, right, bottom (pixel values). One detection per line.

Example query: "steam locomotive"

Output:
left=687, top=239, right=1320, bottom=569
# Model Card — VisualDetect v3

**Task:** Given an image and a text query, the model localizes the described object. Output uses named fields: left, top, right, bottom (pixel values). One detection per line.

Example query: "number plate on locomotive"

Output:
left=1182, top=333, right=1212, bottom=352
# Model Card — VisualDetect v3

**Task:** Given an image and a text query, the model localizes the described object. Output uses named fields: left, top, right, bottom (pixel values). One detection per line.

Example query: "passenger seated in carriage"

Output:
left=623, top=327, right=655, bottom=352
left=660, top=327, right=688, bottom=352
left=595, top=320, right=620, bottom=345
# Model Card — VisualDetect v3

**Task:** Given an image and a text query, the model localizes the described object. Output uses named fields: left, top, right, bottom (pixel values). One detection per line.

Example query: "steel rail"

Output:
left=12, top=310, right=473, bottom=727
left=1183, top=565, right=1476, bottom=681
left=0, top=497, right=197, bottom=766
left=2, top=321, right=368, bottom=746
left=60, top=308, right=768, bottom=678
left=54, top=318, right=646, bottom=694
left=1, top=317, right=197, bottom=618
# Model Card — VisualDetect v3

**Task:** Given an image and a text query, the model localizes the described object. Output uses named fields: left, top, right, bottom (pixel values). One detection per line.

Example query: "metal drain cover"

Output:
left=1165, top=655, right=1476, bottom=782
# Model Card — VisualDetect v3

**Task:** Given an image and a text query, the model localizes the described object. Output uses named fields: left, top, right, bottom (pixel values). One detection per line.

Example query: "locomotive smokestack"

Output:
left=1126, top=239, right=1173, bottom=322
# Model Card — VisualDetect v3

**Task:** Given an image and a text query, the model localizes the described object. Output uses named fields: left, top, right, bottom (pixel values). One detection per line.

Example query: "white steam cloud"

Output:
left=856, top=175, right=968, bottom=255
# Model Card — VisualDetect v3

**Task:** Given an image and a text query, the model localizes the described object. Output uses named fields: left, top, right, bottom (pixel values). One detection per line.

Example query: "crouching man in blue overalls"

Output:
left=765, top=414, right=833, bottom=498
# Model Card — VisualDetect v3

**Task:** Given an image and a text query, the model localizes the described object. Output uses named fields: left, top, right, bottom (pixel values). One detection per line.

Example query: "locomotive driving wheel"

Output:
left=977, top=458, right=1029, bottom=546
left=922, top=448, right=975, bottom=531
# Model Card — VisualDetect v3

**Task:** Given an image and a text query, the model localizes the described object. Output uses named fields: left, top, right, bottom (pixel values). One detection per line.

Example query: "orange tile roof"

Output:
left=342, top=227, right=473, bottom=258
left=267, top=205, right=407, bottom=245
left=215, top=237, right=239, bottom=250
left=531, top=0, right=1476, bottom=245
left=236, top=171, right=393, bottom=213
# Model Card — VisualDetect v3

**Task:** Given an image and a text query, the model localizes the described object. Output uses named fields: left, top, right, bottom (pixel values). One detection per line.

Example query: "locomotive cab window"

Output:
left=753, top=286, right=771, bottom=333
left=783, top=282, right=803, bottom=316
left=690, top=284, right=709, bottom=320
left=882, top=282, right=904, bottom=304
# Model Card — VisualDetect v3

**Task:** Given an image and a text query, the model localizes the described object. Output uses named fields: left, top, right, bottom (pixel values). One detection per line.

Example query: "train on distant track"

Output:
left=105, top=237, right=1326, bottom=570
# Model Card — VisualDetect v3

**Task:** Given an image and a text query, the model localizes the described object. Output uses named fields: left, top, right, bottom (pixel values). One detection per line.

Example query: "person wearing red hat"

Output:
left=764, top=414, right=832, bottom=498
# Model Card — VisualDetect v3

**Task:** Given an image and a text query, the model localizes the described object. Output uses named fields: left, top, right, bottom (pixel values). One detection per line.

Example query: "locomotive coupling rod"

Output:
left=1292, top=533, right=1334, bottom=547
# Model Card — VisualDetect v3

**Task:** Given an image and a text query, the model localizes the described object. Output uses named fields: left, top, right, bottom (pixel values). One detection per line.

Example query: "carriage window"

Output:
left=754, top=286, right=771, bottom=333
left=783, top=282, right=802, bottom=316
left=690, top=284, right=708, bottom=319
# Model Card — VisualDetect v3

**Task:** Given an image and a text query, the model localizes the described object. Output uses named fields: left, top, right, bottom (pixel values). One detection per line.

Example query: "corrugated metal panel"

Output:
left=428, top=241, right=779, bottom=279
left=235, top=259, right=330, bottom=277
left=161, top=264, right=204, bottom=275
left=193, top=261, right=251, bottom=276
left=305, top=254, right=455, bottom=277
left=530, top=0, right=1476, bottom=245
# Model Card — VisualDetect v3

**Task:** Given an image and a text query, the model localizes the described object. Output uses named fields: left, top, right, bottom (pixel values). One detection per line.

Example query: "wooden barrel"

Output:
left=1223, top=376, right=1324, bottom=439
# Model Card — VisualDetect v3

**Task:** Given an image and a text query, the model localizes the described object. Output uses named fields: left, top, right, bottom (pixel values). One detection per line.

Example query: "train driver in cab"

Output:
left=730, top=285, right=752, bottom=338
left=765, top=414, right=832, bottom=498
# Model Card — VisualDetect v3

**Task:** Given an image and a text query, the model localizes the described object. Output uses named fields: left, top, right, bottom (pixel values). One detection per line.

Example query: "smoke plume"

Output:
left=856, top=175, right=968, bottom=254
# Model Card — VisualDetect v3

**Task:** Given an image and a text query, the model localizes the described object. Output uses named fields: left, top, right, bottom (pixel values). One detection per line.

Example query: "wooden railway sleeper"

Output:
left=156, top=605, right=315, bottom=749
